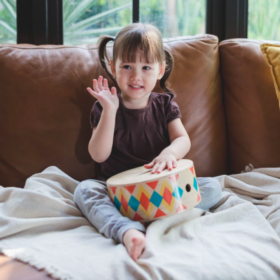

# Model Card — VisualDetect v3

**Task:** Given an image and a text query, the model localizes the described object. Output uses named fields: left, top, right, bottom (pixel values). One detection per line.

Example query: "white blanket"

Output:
left=0, top=166, right=280, bottom=280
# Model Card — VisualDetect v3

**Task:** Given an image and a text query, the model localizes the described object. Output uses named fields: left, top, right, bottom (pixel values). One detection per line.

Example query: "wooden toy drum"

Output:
left=106, top=159, right=201, bottom=222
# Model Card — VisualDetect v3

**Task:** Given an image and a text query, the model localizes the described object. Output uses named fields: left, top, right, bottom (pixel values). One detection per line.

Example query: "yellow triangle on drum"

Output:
left=136, top=184, right=152, bottom=200
left=125, top=185, right=136, bottom=194
left=146, top=181, right=158, bottom=190
left=107, top=188, right=114, bottom=201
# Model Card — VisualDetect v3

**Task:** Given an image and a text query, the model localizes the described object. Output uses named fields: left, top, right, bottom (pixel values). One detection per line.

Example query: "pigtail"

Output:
left=160, top=48, right=174, bottom=93
left=98, top=36, right=116, bottom=83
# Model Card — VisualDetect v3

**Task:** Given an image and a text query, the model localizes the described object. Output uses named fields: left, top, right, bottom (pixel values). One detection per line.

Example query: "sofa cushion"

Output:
left=260, top=43, right=280, bottom=110
left=220, top=39, right=280, bottom=174
left=0, top=35, right=227, bottom=187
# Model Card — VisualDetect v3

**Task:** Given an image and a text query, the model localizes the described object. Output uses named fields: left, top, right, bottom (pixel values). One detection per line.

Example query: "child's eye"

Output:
left=123, top=65, right=131, bottom=69
left=143, top=66, right=151, bottom=70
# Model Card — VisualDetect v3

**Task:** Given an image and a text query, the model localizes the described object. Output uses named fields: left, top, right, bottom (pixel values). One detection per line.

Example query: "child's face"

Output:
left=110, top=51, right=165, bottom=101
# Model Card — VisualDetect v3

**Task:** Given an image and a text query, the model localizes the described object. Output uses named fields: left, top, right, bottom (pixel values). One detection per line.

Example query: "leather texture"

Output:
left=0, top=254, right=53, bottom=280
left=0, top=35, right=227, bottom=187
left=219, top=39, right=280, bottom=174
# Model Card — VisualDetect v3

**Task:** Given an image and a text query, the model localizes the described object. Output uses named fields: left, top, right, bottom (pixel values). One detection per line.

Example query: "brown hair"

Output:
left=98, top=23, right=174, bottom=93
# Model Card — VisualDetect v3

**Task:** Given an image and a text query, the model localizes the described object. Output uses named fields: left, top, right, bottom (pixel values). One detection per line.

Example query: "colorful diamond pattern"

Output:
left=140, top=192, right=150, bottom=211
left=128, top=195, right=140, bottom=212
left=121, top=195, right=128, bottom=212
left=163, top=187, right=173, bottom=205
left=160, top=180, right=175, bottom=212
left=150, top=191, right=163, bottom=207
left=108, top=169, right=200, bottom=221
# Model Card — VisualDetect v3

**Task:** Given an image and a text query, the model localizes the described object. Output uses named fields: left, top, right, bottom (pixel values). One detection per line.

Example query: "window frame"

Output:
left=16, top=0, right=248, bottom=45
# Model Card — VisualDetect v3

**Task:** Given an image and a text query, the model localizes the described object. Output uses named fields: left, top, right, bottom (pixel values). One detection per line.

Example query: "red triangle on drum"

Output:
left=121, top=196, right=128, bottom=212
left=169, top=173, right=179, bottom=182
left=111, top=186, right=117, bottom=194
left=177, top=203, right=187, bottom=212
left=154, top=208, right=166, bottom=218
left=146, top=181, right=158, bottom=190
left=125, top=185, right=136, bottom=194
left=133, top=213, right=144, bottom=221
left=197, top=193, right=201, bottom=202
left=190, top=166, right=194, bottom=174
left=168, top=174, right=179, bottom=183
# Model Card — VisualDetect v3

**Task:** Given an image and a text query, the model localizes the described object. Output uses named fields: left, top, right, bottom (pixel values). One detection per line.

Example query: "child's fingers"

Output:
left=111, top=87, right=117, bottom=95
left=98, top=76, right=103, bottom=90
left=93, top=79, right=100, bottom=92
left=103, top=78, right=109, bottom=90
left=144, top=161, right=154, bottom=168
left=167, top=161, right=173, bottom=171
left=155, top=162, right=167, bottom=173
left=87, top=87, right=98, bottom=97
left=151, top=162, right=161, bottom=174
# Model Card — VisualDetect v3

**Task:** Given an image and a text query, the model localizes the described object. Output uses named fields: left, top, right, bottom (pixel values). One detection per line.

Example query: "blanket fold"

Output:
left=0, top=166, right=280, bottom=280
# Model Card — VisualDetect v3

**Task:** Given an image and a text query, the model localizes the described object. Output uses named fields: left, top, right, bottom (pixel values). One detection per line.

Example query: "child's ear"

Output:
left=110, top=60, right=116, bottom=77
left=158, top=61, right=166, bottom=80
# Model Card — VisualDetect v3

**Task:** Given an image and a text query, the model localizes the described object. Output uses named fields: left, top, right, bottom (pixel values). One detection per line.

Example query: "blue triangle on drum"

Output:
left=128, top=195, right=140, bottom=212
left=114, top=196, right=121, bottom=211
left=172, top=185, right=183, bottom=199
left=150, top=191, right=163, bottom=207
left=193, top=177, right=198, bottom=191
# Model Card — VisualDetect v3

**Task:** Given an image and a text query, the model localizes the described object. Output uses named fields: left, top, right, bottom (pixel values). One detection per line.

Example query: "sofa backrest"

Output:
left=0, top=35, right=227, bottom=187
left=219, top=39, right=280, bottom=174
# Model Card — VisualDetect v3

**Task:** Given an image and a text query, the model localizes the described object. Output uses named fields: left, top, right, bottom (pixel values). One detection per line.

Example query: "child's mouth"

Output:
left=129, top=85, right=143, bottom=90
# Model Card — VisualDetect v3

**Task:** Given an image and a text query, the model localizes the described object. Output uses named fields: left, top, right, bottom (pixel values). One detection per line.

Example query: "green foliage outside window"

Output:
left=0, top=0, right=16, bottom=44
left=63, top=0, right=131, bottom=45
left=248, top=0, right=280, bottom=41
left=1, top=0, right=280, bottom=45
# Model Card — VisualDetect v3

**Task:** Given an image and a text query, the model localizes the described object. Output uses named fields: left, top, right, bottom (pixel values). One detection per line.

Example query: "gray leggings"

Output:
left=74, top=177, right=222, bottom=244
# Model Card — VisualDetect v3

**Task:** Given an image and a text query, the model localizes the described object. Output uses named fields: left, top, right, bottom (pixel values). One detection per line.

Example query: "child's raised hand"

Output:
left=87, top=76, right=119, bottom=113
left=144, top=152, right=177, bottom=174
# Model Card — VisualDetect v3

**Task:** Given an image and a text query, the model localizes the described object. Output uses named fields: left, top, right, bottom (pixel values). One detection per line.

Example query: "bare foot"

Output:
left=123, top=229, right=146, bottom=261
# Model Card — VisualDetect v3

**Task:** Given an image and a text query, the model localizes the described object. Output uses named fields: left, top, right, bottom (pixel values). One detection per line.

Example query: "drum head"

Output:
left=106, top=159, right=193, bottom=186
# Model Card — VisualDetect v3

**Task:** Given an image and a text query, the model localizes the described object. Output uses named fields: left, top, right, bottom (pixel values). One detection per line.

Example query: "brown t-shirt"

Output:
left=90, top=92, right=182, bottom=181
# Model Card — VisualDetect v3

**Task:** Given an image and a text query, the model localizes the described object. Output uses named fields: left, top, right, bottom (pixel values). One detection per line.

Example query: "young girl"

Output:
left=74, top=23, right=222, bottom=262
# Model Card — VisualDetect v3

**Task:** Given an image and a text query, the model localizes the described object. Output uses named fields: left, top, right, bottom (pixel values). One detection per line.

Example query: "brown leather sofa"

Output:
left=0, top=34, right=279, bottom=279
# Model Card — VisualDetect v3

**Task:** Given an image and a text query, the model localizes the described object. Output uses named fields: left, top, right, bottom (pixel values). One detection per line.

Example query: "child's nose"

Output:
left=130, top=70, right=141, bottom=81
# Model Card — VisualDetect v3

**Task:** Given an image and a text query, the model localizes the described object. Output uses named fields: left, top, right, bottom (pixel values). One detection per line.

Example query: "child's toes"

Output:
left=130, top=238, right=145, bottom=261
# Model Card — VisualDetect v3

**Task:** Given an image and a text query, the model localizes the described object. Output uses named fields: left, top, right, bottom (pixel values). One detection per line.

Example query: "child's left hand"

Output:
left=144, top=152, right=177, bottom=174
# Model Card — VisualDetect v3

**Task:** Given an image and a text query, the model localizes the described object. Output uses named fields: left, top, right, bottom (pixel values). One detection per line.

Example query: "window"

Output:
left=10, top=0, right=275, bottom=45
left=140, top=0, right=206, bottom=38
left=63, top=0, right=131, bottom=45
left=0, top=0, right=16, bottom=44
left=63, top=0, right=206, bottom=45
left=248, top=0, right=280, bottom=41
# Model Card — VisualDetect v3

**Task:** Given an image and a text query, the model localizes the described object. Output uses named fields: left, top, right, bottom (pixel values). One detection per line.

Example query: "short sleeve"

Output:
left=163, top=92, right=182, bottom=124
left=90, top=101, right=103, bottom=130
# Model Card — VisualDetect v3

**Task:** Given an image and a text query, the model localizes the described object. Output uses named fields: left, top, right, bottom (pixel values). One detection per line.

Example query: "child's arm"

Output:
left=88, top=110, right=117, bottom=163
left=87, top=76, right=119, bottom=163
left=144, top=118, right=190, bottom=173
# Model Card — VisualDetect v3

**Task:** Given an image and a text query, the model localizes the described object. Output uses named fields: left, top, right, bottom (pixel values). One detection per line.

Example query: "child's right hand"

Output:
left=87, top=76, right=119, bottom=113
